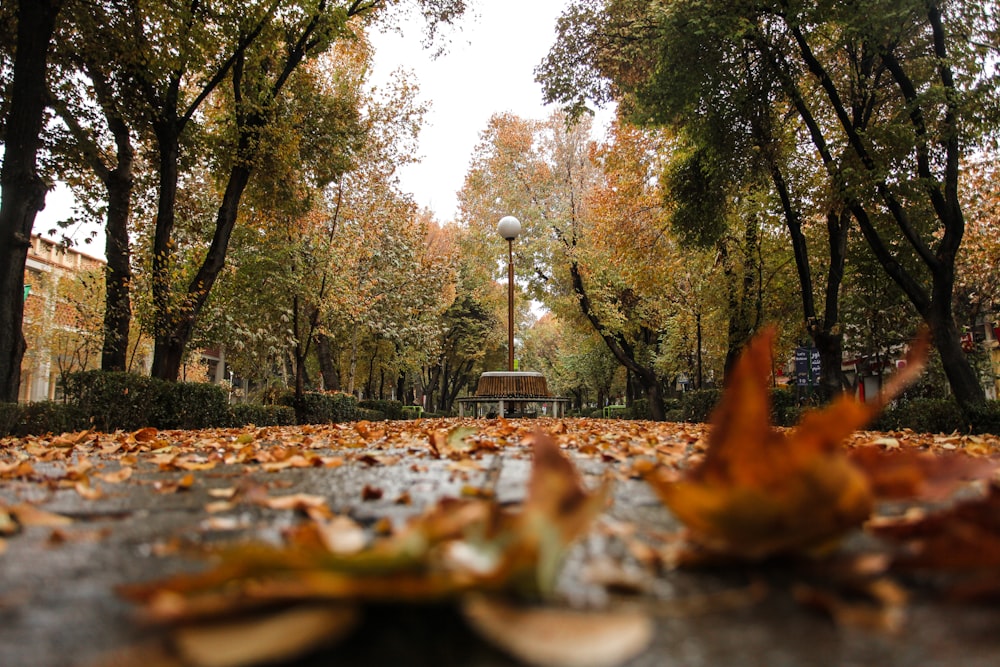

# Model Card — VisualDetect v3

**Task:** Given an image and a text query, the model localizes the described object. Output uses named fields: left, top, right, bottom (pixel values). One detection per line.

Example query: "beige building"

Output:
left=20, top=235, right=105, bottom=402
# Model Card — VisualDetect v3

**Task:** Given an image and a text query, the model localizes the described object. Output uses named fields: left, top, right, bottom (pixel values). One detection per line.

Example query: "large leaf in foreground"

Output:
left=109, top=431, right=636, bottom=667
left=646, top=328, right=928, bottom=559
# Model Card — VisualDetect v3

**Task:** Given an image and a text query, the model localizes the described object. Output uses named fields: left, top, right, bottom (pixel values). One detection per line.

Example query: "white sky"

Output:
left=35, top=0, right=599, bottom=252
left=367, top=0, right=577, bottom=222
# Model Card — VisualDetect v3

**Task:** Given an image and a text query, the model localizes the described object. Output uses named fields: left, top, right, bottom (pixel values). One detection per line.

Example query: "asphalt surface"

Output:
left=1, top=419, right=999, bottom=667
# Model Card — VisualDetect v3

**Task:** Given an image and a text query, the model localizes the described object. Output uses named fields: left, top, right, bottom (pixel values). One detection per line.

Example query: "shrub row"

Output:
left=0, top=372, right=365, bottom=437
left=277, top=390, right=359, bottom=424
left=6, top=370, right=1000, bottom=436
left=358, top=399, right=404, bottom=420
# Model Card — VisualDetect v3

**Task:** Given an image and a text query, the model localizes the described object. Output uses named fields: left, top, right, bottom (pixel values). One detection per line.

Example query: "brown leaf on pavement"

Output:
left=868, top=483, right=1000, bottom=598
left=848, top=447, right=997, bottom=501
left=645, top=327, right=928, bottom=559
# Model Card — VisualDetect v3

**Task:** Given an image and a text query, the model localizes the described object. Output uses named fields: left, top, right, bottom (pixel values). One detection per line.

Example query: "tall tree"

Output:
left=0, top=0, right=65, bottom=402
left=45, top=3, right=142, bottom=371
left=539, top=0, right=1000, bottom=412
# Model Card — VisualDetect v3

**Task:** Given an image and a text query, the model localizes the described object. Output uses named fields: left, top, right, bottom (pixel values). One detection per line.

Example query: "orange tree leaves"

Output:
left=645, top=327, right=931, bottom=559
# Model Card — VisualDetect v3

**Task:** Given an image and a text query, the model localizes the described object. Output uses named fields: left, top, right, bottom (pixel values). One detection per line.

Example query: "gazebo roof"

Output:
left=474, top=371, right=551, bottom=398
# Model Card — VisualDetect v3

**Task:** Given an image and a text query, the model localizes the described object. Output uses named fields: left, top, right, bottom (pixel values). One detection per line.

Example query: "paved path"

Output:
left=1, top=419, right=999, bottom=666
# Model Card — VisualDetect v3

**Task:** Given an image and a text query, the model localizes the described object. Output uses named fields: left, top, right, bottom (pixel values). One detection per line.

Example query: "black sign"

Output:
left=795, top=347, right=821, bottom=386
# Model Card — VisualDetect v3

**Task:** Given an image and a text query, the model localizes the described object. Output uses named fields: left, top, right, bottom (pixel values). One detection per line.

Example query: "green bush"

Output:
left=358, top=400, right=403, bottom=420
left=872, top=398, right=965, bottom=434
left=681, top=389, right=722, bottom=423
left=279, top=391, right=359, bottom=424
left=627, top=398, right=652, bottom=420
left=151, top=381, right=230, bottom=430
left=965, top=401, right=1000, bottom=435
left=16, top=401, right=88, bottom=436
left=0, top=403, right=21, bottom=437
left=229, top=403, right=296, bottom=427
left=356, top=408, right=386, bottom=421
left=770, top=388, right=800, bottom=427
left=0, top=401, right=88, bottom=437
left=64, top=371, right=158, bottom=431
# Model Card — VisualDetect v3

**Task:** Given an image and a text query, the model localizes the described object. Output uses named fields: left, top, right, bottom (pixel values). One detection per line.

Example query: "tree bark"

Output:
left=772, top=13, right=986, bottom=411
left=0, top=0, right=63, bottom=402
left=569, top=261, right=666, bottom=420
left=316, top=333, right=340, bottom=390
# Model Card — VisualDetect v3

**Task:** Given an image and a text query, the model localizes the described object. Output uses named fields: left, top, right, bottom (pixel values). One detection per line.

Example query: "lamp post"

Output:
left=497, top=215, right=521, bottom=372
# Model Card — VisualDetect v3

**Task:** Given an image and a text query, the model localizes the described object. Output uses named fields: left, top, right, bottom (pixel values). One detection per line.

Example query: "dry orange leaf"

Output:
left=847, top=447, right=997, bottom=501
left=646, top=327, right=928, bottom=559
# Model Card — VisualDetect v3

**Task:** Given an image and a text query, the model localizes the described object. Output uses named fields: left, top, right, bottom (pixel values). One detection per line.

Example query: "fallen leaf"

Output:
left=172, top=605, right=360, bottom=667
left=645, top=327, right=928, bottom=559
left=10, top=503, right=74, bottom=527
left=462, top=596, right=653, bottom=667
left=848, top=447, right=996, bottom=501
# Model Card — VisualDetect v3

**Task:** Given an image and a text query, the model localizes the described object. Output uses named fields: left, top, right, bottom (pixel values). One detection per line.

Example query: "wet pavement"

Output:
left=1, top=419, right=999, bottom=667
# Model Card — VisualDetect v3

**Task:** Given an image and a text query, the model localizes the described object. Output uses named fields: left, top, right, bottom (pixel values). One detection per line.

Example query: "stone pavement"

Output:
left=1, top=419, right=999, bottom=667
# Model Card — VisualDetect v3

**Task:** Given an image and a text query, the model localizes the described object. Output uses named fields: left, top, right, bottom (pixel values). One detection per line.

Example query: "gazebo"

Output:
left=456, top=216, right=569, bottom=419
left=457, top=371, right=570, bottom=418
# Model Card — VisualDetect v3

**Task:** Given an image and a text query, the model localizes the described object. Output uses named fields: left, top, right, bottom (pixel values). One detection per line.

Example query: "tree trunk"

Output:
left=316, top=333, right=340, bottom=390
left=101, top=166, right=133, bottom=371
left=0, top=0, right=63, bottom=402
left=928, top=289, right=985, bottom=412
left=151, top=161, right=253, bottom=380
left=569, top=262, right=666, bottom=420
left=772, top=161, right=853, bottom=400
left=395, top=370, right=406, bottom=403
left=347, top=327, right=359, bottom=396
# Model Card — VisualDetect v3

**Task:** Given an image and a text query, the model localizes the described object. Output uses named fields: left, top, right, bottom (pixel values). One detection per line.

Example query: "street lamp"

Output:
left=497, top=215, right=521, bottom=372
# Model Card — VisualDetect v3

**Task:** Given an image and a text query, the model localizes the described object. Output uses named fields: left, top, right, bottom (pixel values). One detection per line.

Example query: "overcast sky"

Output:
left=367, top=0, right=577, bottom=222
left=35, top=0, right=596, bottom=251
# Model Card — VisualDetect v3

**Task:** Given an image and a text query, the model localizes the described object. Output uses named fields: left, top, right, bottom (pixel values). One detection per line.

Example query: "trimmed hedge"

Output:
left=230, top=403, right=296, bottom=427
left=358, top=400, right=403, bottom=420
left=64, top=371, right=229, bottom=431
left=681, top=389, right=722, bottom=424
left=0, top=401, right=87, bottom=437
left=278, top=390, right=359, bottom=424
left=151, top=380, right=230, bottom=430
left=64, top=371, right=157, bottom=432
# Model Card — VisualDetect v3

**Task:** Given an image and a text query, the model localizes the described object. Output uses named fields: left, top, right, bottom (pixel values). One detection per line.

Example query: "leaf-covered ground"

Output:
left=2, top=412, right=1000, bottom=667
left=3, top=332, right=1000, bottom=667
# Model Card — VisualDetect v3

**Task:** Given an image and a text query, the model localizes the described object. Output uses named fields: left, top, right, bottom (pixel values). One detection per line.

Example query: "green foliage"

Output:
left=356, top=408, right=386, bottom=422
left=0, top=402, right=88, bottom=437
left=662, top=144, right=730, bottom=248
left=0, top=403, right=19, bottom=437
left=358, top=400, right=403, bottom=420
left=681, top=389, right=722, bottom=424
left=627, top=398, right=652, bottom=420
left=229, top=404, right=296, bottom=427
left=872, top=399, right=1000, bottom=436
left=279, top=390, right=359, bottom=424
left=964, top=402, right=1000, bottom=436
left=18, top=402, right=88, bottom=436
left=64, top=371, right=158, bottom=432
left=65, top=370, right=229, bottom=431
left=151, top=381, right=230, bottom=430
left=770, top=388, right=800, bottom=428
left=872, top=398, right=966, bottom=434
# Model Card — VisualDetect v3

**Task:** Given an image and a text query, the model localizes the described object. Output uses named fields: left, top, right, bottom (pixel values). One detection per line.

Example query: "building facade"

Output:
left=20, top=235, right=105, bottom=402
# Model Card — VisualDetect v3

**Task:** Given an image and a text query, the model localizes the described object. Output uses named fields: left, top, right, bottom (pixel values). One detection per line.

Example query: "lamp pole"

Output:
left=497, top=216, right=521, bottom=372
